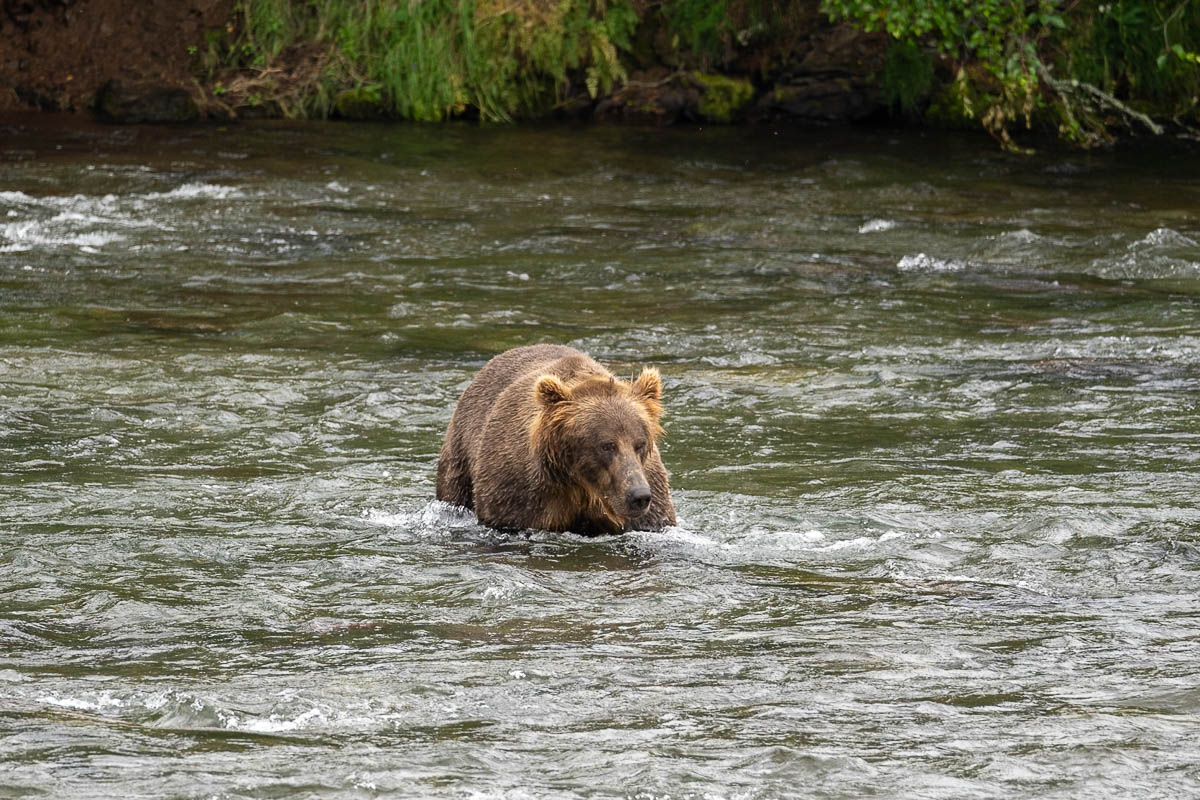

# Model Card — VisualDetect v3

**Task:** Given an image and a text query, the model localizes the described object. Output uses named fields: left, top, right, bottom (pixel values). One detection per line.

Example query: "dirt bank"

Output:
left=1, top=0, right=235, bottom=114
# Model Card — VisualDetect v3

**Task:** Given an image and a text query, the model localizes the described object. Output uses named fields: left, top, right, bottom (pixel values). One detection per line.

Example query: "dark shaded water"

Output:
left=2, top=116, right=1199, bottom=799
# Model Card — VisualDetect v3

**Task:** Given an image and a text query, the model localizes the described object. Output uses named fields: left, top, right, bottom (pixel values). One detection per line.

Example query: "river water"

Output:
left=2, top=116, right=1198, bottom=799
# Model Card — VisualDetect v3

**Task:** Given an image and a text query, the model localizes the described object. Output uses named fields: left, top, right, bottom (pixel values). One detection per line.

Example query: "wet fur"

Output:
left=436, top=344, right=676, bottom=535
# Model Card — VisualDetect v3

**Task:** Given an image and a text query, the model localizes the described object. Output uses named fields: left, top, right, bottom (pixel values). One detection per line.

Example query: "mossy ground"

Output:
left=693, top=72, right=754, bottom=122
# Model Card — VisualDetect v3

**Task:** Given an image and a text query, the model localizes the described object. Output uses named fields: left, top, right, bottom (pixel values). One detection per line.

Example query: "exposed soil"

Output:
left=1, top=0, right=235, bottom=113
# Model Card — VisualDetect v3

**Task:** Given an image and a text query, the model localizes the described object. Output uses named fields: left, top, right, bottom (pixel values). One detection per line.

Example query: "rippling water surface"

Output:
left=2, top=116, right=1199, bottom=799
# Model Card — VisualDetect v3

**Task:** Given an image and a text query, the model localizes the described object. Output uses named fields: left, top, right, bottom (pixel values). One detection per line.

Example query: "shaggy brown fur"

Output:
left=436, top=344, right=676, bottom=535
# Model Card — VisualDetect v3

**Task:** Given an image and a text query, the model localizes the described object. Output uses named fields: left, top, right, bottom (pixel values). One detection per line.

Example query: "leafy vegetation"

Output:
left=822, top=0, right=1200, bottom=148
left=216, top=0, right=1200, bottom=148
left=1054, top=0, right=1200, bottom=140
left=881, top=40, right=935, bottom=114
left=652, top=0, right=816, bottom=73
left=229, top=0, right=636, bottom=121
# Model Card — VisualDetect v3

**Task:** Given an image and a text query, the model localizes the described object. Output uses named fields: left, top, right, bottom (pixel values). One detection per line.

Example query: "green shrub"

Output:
left=882, top=40, right=934, bottom=113
left=1058, top=0, right=1200, bottom=120
left=663, top=0, right=731, bottom=64
left=821, top=0, right=1062, bottom=149
left=232, top=0, right=636, bottom=121
left=655, top=0, right=815, bottom=73
left=821, top=0, right=1200, bottom=148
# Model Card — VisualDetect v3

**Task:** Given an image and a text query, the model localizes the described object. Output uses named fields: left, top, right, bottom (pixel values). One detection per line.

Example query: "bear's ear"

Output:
left=631, top=367, right=663, bottom=406
left=534, top=374, right=571, bottom=408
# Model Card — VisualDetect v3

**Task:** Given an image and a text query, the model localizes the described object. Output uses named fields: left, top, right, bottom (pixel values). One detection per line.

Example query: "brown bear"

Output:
left=436, top=344, right=676, bottom=535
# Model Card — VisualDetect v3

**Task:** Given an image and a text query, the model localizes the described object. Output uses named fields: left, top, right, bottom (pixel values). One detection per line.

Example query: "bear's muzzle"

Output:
left=626, top=486, right=652, bottom=516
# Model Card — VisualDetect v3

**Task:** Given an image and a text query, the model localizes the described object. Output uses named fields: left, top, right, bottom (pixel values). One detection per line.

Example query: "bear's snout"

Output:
left=626, top=486, right=652, bottom=515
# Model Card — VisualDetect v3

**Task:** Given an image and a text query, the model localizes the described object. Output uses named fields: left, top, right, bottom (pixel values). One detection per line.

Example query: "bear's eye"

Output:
left=634, top=441, right=647, bottom=456
left=599, top=442, right=617, bottom=456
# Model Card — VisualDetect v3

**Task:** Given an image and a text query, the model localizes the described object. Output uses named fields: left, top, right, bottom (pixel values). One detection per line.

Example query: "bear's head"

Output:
left=530, top=367, right=664, bottom=529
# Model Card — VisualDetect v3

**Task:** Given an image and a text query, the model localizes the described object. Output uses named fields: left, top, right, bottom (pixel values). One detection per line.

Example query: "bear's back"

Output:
left=436, top=344, right=606, bottom=512
left=469, top=344, right=585, bottom=401
left=455, top=345, right=592, bottom=438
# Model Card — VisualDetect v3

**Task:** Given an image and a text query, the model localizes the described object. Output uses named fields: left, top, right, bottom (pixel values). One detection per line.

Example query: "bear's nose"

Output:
left=626, top=486, right=651, bottom=514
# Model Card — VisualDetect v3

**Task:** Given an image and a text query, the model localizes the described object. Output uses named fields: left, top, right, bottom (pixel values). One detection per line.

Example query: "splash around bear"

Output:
left=436, top=344, right=676, bottom=535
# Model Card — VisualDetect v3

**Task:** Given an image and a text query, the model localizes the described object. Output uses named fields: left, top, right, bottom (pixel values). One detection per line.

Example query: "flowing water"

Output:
left=2, top=115, right=1199, bottom=799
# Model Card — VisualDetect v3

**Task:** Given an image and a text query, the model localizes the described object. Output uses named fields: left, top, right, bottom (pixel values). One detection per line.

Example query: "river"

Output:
left=2, top=115, right=1199, bottom=798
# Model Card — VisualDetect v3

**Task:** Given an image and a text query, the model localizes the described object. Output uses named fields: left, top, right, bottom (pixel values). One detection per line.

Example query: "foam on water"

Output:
left=363, top=500, right=479, bottom=536
left=858, top=218, right=897, bottom=233
left=364, top=501, right=945, bottom=574
left=1, top=219, right=126, bottom=251
left=0, top=182, right=242, bottom=252
left=144, top=182, right=244, bottom=201
left=896, top=252, right=967, bottom=272
left=37, top=691, right=127, bottom=712
left=1090, top=226, right=1200, bottom=279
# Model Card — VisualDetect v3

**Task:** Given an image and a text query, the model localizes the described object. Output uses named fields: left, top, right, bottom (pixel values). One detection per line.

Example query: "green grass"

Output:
left=232, top=0, right=636, bottom=122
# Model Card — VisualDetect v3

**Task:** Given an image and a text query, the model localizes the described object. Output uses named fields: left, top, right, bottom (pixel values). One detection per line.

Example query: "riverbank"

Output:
left=3, top=0, right=1198, bottom=150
